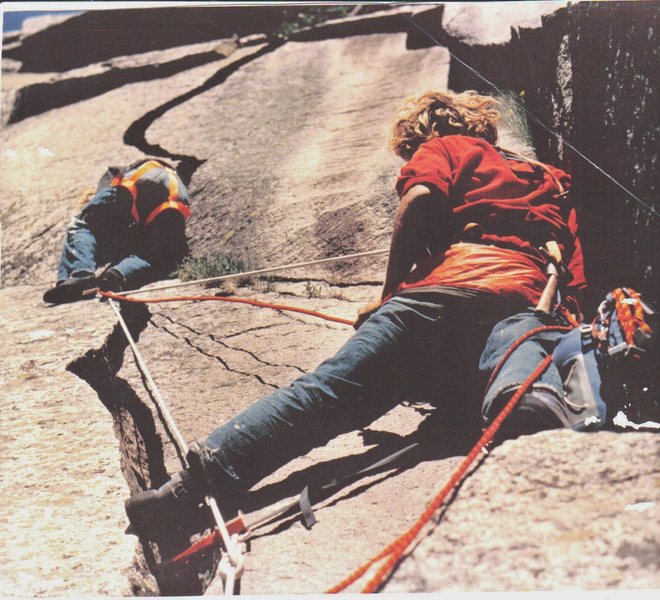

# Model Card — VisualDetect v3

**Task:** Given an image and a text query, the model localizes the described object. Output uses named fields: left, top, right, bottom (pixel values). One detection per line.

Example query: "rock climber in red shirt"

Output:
left=125, top=90, right=587, bottom=531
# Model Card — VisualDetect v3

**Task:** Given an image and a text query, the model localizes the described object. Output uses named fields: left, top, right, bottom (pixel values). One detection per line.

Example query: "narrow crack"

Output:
left=149, top=317, right=279, bottom=388
left=222, top=322, right=284, bottom=339
left=155, top=312, right=308, bottom=375
left=23, top=223, right=57, bottom=249
left=66, top=302, right=167, bottom=492
left=123, top=41, right=284, bottom=186
left=260, top=274, right=384, bottom=288
left=66, top=302, right=220, bottom=595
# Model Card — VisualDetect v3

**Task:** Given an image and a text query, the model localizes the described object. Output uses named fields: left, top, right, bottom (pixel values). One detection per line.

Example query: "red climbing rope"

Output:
left=328, top=352, right=558, bottom=594
left=482, top=325, right=573, bottom=397
left=99, top=290, right=356, bottom=327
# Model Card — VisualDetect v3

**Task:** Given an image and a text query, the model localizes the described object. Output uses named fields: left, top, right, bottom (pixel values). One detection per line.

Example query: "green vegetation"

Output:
left=174, top=252, right=249, bottom=284
left=304, top=280, right=324, bottom=298
left=275, top=6, right=355, bottom=37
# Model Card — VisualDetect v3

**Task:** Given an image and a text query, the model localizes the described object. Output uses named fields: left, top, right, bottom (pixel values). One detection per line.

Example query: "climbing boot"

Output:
left=98, top=268, right=125, bottom=293
left=492, top=390, right=571, bottom=441
left=125, top=469, right=208, bottom=537
left=43, top=275, right=98, bottom=304
left=125, top=443, right=213, bottom=537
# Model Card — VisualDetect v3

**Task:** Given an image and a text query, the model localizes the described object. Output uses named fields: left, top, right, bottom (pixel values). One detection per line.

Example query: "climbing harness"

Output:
left=111, top=159, right=192, bottom=226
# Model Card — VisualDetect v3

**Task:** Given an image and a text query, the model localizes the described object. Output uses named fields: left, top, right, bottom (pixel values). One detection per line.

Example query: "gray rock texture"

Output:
left=1, top=3, right=657, bottom=596
left=389, top=430, right=659, bottom=592
left=0, top=286, right=136, bottom=596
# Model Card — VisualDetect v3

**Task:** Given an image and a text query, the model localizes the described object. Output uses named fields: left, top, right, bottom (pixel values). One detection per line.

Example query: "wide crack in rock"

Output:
left=66, top=302, right=219, bottom=595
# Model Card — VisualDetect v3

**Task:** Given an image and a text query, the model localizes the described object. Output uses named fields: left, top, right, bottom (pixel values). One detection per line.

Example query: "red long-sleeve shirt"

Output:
left=394, top=135, right=586, bottom=305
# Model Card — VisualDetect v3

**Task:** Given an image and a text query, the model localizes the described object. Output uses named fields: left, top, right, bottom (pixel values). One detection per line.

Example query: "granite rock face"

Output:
left=389, top=430, right=659, bottom=592
left=1, top=3, right=657, bottom=596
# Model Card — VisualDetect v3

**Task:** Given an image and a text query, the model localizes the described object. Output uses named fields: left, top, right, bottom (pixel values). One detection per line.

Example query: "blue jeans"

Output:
left=202, top=293, right=520, bottom=491
left=56, top=186, right=185, bottom=288
left=478, top=311, right=566, bottom=423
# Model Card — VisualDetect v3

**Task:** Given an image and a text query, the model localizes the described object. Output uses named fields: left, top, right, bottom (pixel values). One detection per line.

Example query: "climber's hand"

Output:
left=354, top=298, right=382, bottom=330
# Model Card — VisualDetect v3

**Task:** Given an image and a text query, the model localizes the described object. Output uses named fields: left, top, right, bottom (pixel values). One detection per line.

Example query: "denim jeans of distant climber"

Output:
left=478, top=311, right=566, bottom=424
left=200, top=293, right=547, bottom=492
left=56, top=186, right=176, bottom=288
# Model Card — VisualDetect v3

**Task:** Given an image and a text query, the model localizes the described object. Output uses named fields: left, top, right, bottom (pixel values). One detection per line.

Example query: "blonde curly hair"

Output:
left=389, top=90, right=501, bottom=160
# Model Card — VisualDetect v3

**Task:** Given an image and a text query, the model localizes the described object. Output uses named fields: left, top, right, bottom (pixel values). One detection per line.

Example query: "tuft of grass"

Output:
left=174, top=252, right=250, bottom=286
left=304, top=281, right=325, bottom=298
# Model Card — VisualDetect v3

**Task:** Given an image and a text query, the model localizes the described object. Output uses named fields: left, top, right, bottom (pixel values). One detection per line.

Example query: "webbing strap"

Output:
left=143, top=168, right=191, bottom=225
left=144, top=199, right=192, bottom=226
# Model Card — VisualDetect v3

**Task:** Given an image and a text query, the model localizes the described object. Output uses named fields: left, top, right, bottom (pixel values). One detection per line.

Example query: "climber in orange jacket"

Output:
left=43, top=158, right=191, bottom=304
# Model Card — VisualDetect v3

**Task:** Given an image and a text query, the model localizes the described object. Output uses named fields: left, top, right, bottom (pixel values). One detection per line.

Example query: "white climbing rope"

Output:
left=108, top=298, right=189, bottom=454
left=108, top=298, right=245, bottom=595
left=119, top=248, right=390, bottom=296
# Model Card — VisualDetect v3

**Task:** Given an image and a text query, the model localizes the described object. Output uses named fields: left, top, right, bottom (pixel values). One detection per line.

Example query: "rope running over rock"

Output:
left=328, top=340, right=568, bottom=593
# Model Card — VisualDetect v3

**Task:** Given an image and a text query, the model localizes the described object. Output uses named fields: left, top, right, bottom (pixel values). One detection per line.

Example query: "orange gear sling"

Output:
left=111, top=160, right=192, bottom=226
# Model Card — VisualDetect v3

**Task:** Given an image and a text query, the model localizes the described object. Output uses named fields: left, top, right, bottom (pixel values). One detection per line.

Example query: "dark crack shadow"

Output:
left=8, top=49, right=232, bottom=126
left=123, top=41, right=284, bottom=186
left=67, top=302, right=167, bottom=492
left=238, top=409, right=480, bottom=540
left=66, top=301, right=219, bottom=595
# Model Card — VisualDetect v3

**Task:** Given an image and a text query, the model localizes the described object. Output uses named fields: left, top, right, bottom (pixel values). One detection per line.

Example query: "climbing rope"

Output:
left=101, top=290, right=356, bottom=326
left=110, top=283, right=576, bottom=593
left=119, top=248, right=390, bottom=297
left=107, top=298, right=190, bottom=455
left=482, top=324, right=573, bottom=398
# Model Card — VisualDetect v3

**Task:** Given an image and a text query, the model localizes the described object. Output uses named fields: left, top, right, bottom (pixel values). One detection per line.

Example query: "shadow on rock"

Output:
left=240, top=407, right=480, bottom=541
